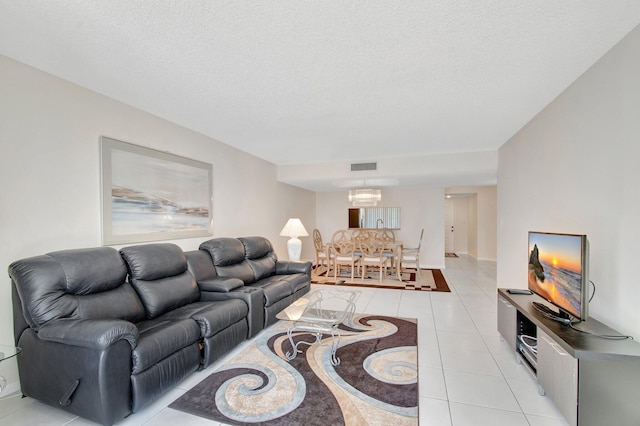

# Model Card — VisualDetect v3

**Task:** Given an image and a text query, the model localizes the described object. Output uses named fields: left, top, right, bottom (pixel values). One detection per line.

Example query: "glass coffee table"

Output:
left=276, top=290, right=360, bottom=366
left=0, top=345, right=21, bottom=394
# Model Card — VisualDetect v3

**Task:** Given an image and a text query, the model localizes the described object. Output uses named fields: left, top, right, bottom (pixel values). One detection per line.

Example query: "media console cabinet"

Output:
left=497, top=288, right=640, bottom=426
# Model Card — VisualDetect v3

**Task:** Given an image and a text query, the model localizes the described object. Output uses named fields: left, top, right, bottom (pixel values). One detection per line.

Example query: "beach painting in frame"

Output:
left=101, top=137, right=213, bottom=244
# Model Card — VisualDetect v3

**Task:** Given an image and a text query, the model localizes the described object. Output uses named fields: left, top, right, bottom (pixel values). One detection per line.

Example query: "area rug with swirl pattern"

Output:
left=169, top=313, right=418, bottom=425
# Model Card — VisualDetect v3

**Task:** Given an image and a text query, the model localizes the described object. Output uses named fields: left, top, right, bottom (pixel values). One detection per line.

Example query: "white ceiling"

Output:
left=2, top=1, right=640, bottom=191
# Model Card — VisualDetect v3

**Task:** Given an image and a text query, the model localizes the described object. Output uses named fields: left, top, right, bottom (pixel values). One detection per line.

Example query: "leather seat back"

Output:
left=9, top=247, right=145, bottom=330
left=200, top=237, right=256, bottom=284
left=239, top=236, right=277, bottom=281
left=184, top=250, right=217, bottom=282
left=120, top=243, right=199, bottom=320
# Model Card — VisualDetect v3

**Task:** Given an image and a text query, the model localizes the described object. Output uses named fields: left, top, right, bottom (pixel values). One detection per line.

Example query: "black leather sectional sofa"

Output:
left=9, top=236, right=311, bottom=425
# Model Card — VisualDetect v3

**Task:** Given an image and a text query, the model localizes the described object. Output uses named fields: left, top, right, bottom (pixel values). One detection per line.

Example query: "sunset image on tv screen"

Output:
left=528, top=233, right=582, bottom=317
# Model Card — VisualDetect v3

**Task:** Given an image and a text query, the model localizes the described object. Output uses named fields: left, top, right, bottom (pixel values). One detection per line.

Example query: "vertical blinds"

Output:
left=360, top=207, right=400, bottom=229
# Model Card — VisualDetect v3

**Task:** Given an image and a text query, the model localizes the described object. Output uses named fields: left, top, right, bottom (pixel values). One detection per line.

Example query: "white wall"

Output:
left=497, top=25, right=640, bottom=338
left=316, top=187, right=445, bottom=269
left=0, top=57, right=315, bottom=391
left=279, top=150, right=498, bottom=191
left=475, top=187, right=497, bottom=261
left=467, top=195, right=478, bottom=258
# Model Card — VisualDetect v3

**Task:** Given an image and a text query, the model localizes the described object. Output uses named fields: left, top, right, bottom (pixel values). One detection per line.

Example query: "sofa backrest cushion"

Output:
left=8, top=247, right=145, bottom=330
left=184, top=249, right=217, bottom=282
left=120, top=243, right=199, bottom=320
left=239, top=237, right=277, bottom=281
left=200, top=238, right=256, bottom=284
left=121, top=243, right=187, bottom=280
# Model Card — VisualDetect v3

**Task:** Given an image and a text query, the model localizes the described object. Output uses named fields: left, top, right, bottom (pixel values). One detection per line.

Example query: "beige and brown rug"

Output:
left=312, top=267, right=450, bottom=292
left=170, top=314, right=418, bottom=425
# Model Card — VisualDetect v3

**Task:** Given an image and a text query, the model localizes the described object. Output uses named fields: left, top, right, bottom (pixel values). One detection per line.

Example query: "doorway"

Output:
left=444, top=186, right=497, bottom=261
left=444, top=198, right=455, bottom=253
left=444, top=193, right=475, bottom=257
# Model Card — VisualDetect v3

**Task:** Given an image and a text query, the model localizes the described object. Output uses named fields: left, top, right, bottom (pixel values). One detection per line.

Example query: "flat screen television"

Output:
left=528, top=231, right=589, bottom=322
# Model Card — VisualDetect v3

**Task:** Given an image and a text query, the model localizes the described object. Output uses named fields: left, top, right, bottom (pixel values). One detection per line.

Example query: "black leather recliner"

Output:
left=185, top=249, right=265, bottom=338
left=192, top=236, right=312, bottom=330
left=9, top=243, right=249, bottom=426
left=120, top=243, right=248, bottom=369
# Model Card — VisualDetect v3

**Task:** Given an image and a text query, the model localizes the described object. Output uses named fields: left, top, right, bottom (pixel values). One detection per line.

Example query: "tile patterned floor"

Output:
left=0, top=255, right=569, bottom=425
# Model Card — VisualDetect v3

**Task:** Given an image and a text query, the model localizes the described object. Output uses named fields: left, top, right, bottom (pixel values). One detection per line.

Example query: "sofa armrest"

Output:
left=276, top=260, right=312, bottom=276
left=198, top=277, right=245, bottom=292
left=200, top=287, right=265, bottom=338
left=38, top=318, right=138, bottom=350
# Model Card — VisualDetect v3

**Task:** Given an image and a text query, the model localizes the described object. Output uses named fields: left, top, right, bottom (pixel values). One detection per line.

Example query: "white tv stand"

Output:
left=497, top=288, right=640, bottom=426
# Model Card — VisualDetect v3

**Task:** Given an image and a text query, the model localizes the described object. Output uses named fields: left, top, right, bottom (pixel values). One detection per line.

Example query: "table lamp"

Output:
left=280, top=218, right=308, bottom=261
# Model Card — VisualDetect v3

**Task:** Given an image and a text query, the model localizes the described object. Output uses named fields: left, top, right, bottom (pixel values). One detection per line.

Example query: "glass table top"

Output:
left=276, top=289, right=361, bottom=366
left=276, top=289, right=360, bottom=326
left=0, top=345, right=21, bottom=362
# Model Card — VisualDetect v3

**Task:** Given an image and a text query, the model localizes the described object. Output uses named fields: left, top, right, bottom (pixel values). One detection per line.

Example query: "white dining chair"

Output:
left=330, top=230, right=361, bottom=281
left=401, top=228, right=424, bottom=278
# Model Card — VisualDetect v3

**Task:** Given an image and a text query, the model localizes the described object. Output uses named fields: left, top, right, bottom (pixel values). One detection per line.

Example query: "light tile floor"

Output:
left=0, top=255, right=569, bottom=425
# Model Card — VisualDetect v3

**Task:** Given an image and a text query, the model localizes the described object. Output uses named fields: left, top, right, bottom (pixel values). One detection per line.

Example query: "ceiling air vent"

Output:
left=351, top=162, right=377, bottom=172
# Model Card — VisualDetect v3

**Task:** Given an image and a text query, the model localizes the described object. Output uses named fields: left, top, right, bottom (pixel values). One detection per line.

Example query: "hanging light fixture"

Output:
left=348, top=188, right=381, bottom=207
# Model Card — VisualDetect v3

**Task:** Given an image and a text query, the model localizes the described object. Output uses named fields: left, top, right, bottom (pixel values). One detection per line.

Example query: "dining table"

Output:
left=328, top=232, right=403, bottom=281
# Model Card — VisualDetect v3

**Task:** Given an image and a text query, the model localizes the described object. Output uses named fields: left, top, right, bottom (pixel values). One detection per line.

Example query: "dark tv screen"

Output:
left=528, top=231, right=588, bottom=320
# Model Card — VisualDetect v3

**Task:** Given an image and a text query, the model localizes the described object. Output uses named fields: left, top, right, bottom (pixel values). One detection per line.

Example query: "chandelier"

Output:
left=348, top=188, right=381, bottom=207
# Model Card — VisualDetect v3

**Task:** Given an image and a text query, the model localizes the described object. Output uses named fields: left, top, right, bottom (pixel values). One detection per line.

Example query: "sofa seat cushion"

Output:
left=276, top=273, right=310, bottom=294
left=248, top=279, right=292, bottom=307
left=162, top=300, right=248, bottom=337
left=133, top=318, right=201, bottom=374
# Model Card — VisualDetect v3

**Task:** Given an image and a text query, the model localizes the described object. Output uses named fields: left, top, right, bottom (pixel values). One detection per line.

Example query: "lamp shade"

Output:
left=279, top=218, right=309, bottom=237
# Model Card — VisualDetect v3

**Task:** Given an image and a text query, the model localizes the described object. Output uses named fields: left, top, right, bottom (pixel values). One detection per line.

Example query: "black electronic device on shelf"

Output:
left=531, top=301, right=573, bottom=324
left=507, top=288, right=533, bottom=295
left=527, top=231, right=589, bottom=324
left=516, top=334, right=538, bottom=369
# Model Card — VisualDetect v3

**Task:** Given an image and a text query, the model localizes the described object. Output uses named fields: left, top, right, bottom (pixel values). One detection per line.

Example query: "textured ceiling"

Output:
left=2, top=1, right=640, bottom=191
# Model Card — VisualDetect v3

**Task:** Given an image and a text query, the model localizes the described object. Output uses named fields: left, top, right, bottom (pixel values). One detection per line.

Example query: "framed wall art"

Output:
left=101, top=136, right=213, bottom=245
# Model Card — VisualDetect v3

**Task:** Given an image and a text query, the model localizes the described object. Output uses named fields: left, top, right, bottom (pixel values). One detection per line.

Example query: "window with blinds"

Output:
left=348, top=207, right=400, bottom=229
